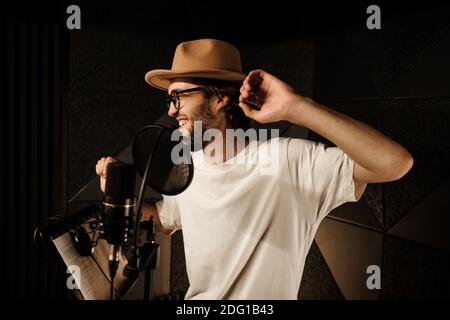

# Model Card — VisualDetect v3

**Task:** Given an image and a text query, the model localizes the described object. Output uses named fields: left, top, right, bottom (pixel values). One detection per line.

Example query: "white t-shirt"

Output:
left=156, top=137, right=361, bottom=300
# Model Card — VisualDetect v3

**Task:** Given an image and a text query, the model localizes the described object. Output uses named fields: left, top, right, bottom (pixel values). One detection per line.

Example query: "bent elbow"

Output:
left=388, top=152, right=414, bottom=181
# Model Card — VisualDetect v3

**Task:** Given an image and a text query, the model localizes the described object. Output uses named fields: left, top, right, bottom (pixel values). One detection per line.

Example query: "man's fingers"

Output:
left=241, top=82, right=251, bottom=92
left=102, top=157, right=117, bottom=175
left=248, top=71, right=264, bottom=87
left=240, top=91, right=250, bottom=100
left=95, top=159, right=104, bottom=176
left=100, top=178, right=106, bottom=193
left=244, top=70, right=265, bottom=87
left=95, top=156, right=117, bottom=193
left=244, top=69, right=274, bottom=94
left=238, top=101, right=260, bottom=121
left=95, top=156, right=117, bottom=177
left=239, top=84, right=250, bottom=98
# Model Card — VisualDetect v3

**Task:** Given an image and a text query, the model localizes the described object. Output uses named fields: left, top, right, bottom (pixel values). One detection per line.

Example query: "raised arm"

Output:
left=239, top=69, right=413, bottom=199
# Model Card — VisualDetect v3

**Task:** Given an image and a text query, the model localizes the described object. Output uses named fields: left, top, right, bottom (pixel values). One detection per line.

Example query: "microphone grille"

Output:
left=105, top=162, right=136, bottom=198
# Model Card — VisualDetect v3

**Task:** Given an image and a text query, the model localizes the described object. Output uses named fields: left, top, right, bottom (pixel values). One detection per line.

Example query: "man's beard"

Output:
left=188, top=104, right=218, bottom=136
left=178, top=104, right=218, bottom=151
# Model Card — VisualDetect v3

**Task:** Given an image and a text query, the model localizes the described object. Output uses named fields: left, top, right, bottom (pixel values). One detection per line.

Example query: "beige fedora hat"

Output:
left=145, top=39, right=247, bottom=90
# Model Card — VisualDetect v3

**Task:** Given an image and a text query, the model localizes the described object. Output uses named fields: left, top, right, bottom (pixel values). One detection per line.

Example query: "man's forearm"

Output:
left=285, top=96, right=413, bottom=180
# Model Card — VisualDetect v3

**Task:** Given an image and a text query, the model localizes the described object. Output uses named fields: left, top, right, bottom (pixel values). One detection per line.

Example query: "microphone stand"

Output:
left=141, top=219, right=158, bottom=300
left=125, top=128, right=163, bottom=300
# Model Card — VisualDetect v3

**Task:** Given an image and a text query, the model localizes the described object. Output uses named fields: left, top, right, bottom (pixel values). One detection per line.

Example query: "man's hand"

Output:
left=142, top=201, right=174, bottom=235
left=95, top=156, right=117, bottom=193
left=238, top=69, right=302, bottom=124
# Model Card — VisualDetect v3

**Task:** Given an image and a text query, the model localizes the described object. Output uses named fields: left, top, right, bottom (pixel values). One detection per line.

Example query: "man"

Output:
left=96, top=39, right=413, bottom=299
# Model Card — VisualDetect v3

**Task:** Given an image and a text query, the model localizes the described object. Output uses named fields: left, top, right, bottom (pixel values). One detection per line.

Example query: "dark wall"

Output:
left=302, top=4, right=450, bottom=299
left=1, top=4, right=69, bottom=299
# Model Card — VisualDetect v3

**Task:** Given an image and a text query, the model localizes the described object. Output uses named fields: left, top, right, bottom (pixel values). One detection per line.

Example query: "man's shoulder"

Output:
left=255, top=136, right=315, bottom=151
left=253, top=137, right=313, bottom=162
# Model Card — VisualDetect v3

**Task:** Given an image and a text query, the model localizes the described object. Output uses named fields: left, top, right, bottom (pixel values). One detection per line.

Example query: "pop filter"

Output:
left=132, top=124, right=193, bottom=196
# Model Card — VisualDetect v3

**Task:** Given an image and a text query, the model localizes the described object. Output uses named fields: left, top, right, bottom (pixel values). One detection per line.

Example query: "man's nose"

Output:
left=167, top=105, right=178, bottom=118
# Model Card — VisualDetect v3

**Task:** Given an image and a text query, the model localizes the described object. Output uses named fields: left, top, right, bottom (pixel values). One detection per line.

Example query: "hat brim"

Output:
left=145, top=69, right=247, bottom=90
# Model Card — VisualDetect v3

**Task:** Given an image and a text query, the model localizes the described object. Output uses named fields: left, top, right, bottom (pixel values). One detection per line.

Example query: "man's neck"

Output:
left=202, top=124, right=249, bottom=164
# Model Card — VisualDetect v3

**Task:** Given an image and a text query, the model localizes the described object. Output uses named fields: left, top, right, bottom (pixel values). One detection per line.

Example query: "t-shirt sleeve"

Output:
left=286, top=138, right=361, bottom=226
left=155, top=195, right=182, bottom=231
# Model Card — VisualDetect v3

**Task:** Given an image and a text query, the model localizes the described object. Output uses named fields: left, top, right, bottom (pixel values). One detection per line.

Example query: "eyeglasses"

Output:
left=165, top=87, right=204, bottom=110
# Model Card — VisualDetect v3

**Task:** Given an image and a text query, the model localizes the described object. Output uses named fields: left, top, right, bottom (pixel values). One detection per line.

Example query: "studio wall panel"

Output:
left=0, top=17, right=69, bottom=299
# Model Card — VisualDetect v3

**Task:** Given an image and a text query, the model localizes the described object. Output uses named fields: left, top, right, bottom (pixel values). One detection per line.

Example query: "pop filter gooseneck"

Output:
left=126, top=124, right=193, bottom=299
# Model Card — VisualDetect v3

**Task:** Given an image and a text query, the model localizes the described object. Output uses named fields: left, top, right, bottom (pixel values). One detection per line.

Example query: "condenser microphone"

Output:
left=101, top=162, right=136, bottom=299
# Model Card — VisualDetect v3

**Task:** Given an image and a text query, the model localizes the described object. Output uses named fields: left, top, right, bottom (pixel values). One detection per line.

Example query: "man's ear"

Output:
left=214, top=94, right=230, bottom=112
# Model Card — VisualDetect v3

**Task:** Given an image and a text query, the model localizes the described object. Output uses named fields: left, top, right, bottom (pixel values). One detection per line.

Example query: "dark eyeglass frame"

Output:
left=165, top=87, right=204, bottom=110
